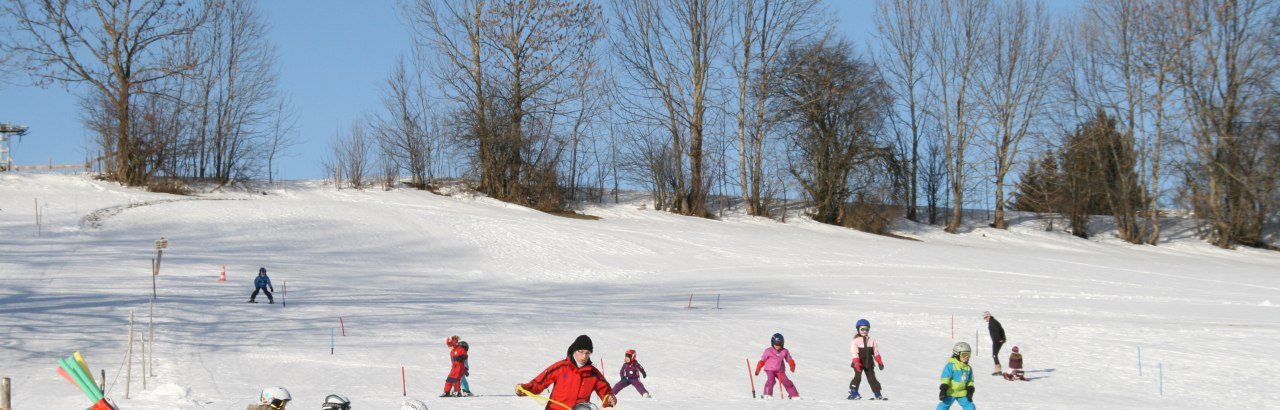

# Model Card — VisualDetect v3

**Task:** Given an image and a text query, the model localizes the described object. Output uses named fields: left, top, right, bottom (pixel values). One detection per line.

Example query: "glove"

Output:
left=966, top=386, right=975, bottom=401
left=938, top=384, right=948, bottom=401
left=515, top=384, right=527, bottom=397
left=850, top=358, right=859, bottom=370
left=754, top=369, right=760, bottom=376
left=269, top=287, right=274, bottom=292
left=603, top=394, right=617, bottom=407
left=878, top=363, right=884, bottom=371
left=789, top=362, right=796, bottom=372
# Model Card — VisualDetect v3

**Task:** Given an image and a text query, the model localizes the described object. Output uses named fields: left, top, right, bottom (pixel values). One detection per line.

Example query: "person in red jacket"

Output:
left=517, top=335, right=617, bottom=409
left=442, top=335, right=467, bottom=397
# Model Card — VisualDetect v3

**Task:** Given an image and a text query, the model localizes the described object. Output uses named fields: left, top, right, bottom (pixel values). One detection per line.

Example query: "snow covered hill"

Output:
left=2, top=173, right=1278, bottom=409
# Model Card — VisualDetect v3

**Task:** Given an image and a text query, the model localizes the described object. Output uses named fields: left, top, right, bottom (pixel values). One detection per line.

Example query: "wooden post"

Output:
left=2, top=376, right=11, bottom=410
left=126, top=311, right=134, bottom=399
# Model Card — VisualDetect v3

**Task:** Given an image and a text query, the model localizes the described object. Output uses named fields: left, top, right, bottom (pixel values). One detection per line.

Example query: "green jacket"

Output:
left=939, top=357, right=974, bottom=397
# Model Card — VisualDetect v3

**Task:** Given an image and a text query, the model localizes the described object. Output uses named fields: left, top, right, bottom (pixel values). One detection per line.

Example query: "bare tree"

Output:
left=729, top=0, right=826, bottom=217
left=374, top=55, right=435, bottom=189
left=979, top=0, right=1058, bottom=229
left=265, top=97, right=298, bottom=184
left=6, top=0, right=206, bottom=185
left=345, top=123, right=375, bottom=190
left=874, top=0, right=929, bottom=222
left=613, top=0, right=728, bottom=217
left=925, top=0, right=990, bottom=233
left=1175, top=0, right=1280, bottom=248
left=772, top=40, right=891, bottom=225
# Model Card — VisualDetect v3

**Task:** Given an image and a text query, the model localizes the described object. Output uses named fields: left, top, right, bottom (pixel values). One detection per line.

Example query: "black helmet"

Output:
left=771, top=333, right=784, bottom=347
left=322, top=394, right=350, bottom=410
left=259, top=267, right=267, bottom=274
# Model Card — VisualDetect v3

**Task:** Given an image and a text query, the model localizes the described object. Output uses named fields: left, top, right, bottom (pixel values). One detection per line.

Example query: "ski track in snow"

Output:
left=2, top=173, right=1279, bottom=409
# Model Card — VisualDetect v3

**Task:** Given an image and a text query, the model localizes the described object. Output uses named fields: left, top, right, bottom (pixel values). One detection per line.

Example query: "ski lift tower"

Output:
left=0, top=123, right=30, bottom=171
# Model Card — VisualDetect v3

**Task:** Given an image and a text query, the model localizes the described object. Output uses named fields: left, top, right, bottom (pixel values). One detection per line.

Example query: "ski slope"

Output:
left=2, top=172, right=1278, bottom=409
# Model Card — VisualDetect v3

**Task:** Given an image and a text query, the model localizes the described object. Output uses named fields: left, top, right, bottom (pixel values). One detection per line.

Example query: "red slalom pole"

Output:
left=402, top=366, right=407, bottom=396
left=687, top=294, right=693, bottom=309
left=746, top=358, right=756, bottom=398
left=340, top=317, right=346, bottom=336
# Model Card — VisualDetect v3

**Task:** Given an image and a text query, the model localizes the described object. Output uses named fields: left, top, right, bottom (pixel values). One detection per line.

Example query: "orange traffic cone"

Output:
left=219, top=265, right=227, bottom=282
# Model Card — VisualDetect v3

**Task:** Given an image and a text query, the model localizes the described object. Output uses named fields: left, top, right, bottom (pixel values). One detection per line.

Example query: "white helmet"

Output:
left=400, top=399, right=428, bottom=410
left=322, top=394, right=351, bottom=410
left=573, top=403, right=601, bottom=410
left=260, top=387, right=292, bottom=407
left=952, top=342, right=972, bottom=356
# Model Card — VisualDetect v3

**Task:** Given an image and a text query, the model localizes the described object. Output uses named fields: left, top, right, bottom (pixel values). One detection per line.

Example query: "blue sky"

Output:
left=0, top=1, right=933, bottom=180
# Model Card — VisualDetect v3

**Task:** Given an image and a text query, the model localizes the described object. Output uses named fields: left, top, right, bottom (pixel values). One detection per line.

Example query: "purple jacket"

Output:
left=618, top=360, right=647, bottom=380
left=759, top=347, right=793, bottom=372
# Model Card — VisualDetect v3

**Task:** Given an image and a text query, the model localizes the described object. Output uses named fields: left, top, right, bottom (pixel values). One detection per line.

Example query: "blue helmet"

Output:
left=259, top=267, right=267, bottom=274
left=770, top=333, right=784, bottom=346
left=856, top=319, right=871, bottom=329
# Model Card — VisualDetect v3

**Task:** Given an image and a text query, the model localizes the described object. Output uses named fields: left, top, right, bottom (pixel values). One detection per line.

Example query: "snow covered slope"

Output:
left=2, top=173, right=1278, bottom=409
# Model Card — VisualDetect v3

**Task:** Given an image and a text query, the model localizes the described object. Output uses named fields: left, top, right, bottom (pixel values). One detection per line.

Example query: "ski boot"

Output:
left=461, top=390, right=474, bottom=397
left=991, top=363, right=1002, bottom=376
left=872, top=391, right=886, bottom=400
left=847, top=389, right=861, bottom=400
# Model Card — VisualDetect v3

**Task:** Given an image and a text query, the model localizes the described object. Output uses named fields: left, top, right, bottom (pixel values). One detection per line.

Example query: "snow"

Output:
left=2, top=172, right=1279, bottom=409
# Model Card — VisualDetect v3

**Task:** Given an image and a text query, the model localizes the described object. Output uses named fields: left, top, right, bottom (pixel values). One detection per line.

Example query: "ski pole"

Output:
left=746, top=358, right=756, bottom=398
left=517, top=385, right=572, bottom=410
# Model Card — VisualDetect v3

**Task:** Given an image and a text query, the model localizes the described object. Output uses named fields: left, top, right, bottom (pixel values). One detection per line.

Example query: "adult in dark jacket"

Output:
left=984, top=311, right=1006, bottom=374
left=517, top=335, right=616, bottom=409
left=249, top=267, right=274, bottom=303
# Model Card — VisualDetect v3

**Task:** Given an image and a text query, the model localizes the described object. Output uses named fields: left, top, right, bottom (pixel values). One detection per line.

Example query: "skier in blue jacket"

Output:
left=249, top=267, right=274, bottom=304
left=938, top=342, right=975, bottom=410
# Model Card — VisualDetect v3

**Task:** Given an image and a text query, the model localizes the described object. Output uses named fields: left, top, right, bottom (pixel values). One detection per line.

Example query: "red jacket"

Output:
left=521, top=358, right=615, bottom=409
left=448, top=345, right=468, bottom=378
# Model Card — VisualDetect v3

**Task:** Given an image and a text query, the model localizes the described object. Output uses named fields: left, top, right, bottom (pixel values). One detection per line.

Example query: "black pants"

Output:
left=992, top=340, right=1004, bottom=365
left=251, top=286, right=273, bottom=302
left=849, top=366, right=881, bottom=393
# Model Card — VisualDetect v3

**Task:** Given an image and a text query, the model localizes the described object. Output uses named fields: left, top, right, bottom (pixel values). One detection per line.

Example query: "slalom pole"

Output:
left=402, top=366, right=407, bottom=396
left=687, top=294, right=693, bottom=309
left=746, top=358, right=756, bottom=398
left=1138, top=346, right=1142, bottom=377
left=330, top=328, right=335, bottom=355
left=340, top=317, right=346, bottom=336
left=282, top=281, right=286, bottom=307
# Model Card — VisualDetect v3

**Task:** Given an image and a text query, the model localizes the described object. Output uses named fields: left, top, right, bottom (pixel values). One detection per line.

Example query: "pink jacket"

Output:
left=757, top=347, right=794, bottom=372
left=850, top=335, right=884, bottom=370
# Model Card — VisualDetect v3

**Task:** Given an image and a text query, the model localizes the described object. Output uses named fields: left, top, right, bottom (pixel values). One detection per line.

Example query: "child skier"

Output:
left=1002, top=346, right=1025, bottom=381
left=248, top=268, right=274, bottom=304
left=442, top=335, right=467, bottom=397
left=938, top=342, right=976, bottom=410
left=753, top=333, right=799, bottom=399
left=320, top=394, right=350, bottom=410
left=516, top=334, right=616, bottom=409
left=848, top=319, right=886, bottom=400
left=611, top=349, right=650, bottom=398
left=458, top=340, right=474, bottom=396
left=247, top=386, right=290, bottom=410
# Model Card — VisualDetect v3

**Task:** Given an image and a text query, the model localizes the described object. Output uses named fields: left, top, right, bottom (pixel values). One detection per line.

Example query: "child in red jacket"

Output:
left=442, top=335, right=467, bottom=397
left=517, top=335, right=617, bottom=409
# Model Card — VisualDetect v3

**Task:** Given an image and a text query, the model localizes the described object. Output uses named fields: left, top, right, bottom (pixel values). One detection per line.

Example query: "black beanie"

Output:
left=566, top=334, right=593, bottom=358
